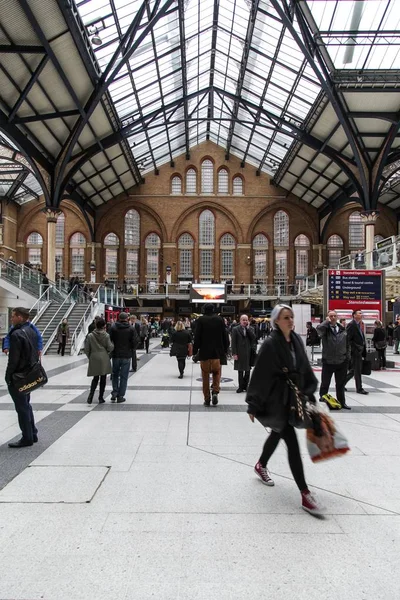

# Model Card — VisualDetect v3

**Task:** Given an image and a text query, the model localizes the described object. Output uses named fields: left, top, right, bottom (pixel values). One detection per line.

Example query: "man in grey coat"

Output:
left=231, top=314, right=257, bottom=393
left=317, top=310, right=350, bottom=410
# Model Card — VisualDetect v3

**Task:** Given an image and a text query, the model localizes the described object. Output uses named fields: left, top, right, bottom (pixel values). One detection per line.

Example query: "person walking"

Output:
left=231, top=314, right=257, bottom=393
left=130, top=314, right=141, bottom=372
left=317, top=310, right=350, bottom=410
left=372, top=320, right=387, bottom=370
left=387, top=322, right=394, bottom=347
left=245, top=304, right=323, bottom=516
left=56, top=318, right=70, bottom=356
left=140, top=317, right=150, bottom=353
left=84, top=318, right=114, bottom=404
left=345, top=309, right=368, bottom=394
left=305, top=321, right=320, bottom=362
left=170, top=321, right=192, bottom=378
left=5, top=307, right=42, bottom=447
left=109, top=312, right=138, bottom=403
left=193, top=303, right=229, bottom=406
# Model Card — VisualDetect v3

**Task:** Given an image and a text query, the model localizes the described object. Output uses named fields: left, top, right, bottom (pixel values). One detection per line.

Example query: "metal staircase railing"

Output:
left=70, top=287, right=102, bottom=355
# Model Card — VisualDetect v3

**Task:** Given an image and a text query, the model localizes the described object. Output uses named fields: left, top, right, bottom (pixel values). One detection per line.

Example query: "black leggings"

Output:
left=90, top=375, right=107, bottom=398
left=259, top=423, right=307, bottom=492
left=177, top=358, right=185, bottom=374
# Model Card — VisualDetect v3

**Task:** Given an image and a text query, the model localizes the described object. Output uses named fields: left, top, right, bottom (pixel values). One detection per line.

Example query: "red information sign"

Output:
left=327, top=270, right=383, bottom=319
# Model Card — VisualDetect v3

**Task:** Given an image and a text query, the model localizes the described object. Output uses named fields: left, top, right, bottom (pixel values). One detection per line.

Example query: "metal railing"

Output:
left=0, top=259, right=69, bottom=300
left=70, top=287, right=102, bottom=355
left=29, top=287, right=53, bottom=323
left=41, top=286, right=78, bottom=354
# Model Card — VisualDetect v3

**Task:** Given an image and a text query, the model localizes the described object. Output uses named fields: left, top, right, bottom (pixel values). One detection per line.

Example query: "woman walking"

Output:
left=245, top=304, right=323, bottom=516
left=372, top=320, right=387, bottom=370
left=57, top=318, right=70, bottom=356
left=170, top=321, right=192, bottom=378
left=84, top=318, right=114, bottom=404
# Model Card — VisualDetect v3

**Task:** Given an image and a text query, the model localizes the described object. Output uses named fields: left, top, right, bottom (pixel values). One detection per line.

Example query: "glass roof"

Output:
left=307, top=0, right=400, bottom=70
left=76, top=0, right=322, bottom=176
left=0, top=134, right=43, bottom=205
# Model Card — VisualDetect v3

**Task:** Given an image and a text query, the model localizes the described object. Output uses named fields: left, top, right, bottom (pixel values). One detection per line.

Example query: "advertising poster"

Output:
left=190, top=283, right=226, bottom=303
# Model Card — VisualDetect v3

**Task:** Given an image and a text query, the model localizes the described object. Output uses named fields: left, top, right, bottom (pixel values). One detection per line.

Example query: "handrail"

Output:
left=29, top=286, right=53, bottom=323
left=41, top=285, right=78, bottom=353
left=70, top=286, right=102, bottom=355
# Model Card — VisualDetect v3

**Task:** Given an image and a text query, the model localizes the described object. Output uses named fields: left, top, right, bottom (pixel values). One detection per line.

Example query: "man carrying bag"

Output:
left=5, top=307, right=44, bottom=447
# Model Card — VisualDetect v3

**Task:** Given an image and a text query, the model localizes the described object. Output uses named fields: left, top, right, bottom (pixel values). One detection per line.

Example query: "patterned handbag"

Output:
left=285, top=372, right=313, bottom=429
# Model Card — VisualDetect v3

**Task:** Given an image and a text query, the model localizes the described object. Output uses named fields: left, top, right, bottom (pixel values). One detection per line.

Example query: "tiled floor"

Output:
left=0, top=339, right=400, bottom=599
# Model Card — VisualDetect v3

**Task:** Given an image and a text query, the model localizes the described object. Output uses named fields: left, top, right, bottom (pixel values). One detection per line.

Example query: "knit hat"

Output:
left=118, top=312, right=129, bottom=321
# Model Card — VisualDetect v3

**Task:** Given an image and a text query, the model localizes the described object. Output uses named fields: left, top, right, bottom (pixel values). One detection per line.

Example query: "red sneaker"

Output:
left=254, top=461, right=275, bottom=486
left=301, top=490, right=324, bottom=516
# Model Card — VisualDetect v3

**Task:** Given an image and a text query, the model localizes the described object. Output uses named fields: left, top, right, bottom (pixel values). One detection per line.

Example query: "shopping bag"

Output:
left=307, top=412, right=350, bottom=463
left=362, top=359, right=372, bottom=375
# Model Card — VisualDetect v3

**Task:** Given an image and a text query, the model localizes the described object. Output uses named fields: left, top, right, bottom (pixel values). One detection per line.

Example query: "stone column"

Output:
left=361, top=211, right=379, bottom=268
left=43, top=209, right=61, bottom=281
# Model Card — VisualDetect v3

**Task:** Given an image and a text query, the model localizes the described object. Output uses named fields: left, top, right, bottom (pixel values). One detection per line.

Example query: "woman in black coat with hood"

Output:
left=246, top=304, right=323, bottom=516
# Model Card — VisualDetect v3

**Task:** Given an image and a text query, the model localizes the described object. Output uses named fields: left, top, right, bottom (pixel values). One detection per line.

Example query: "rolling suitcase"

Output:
left=366, top=350, right=380, bottom=371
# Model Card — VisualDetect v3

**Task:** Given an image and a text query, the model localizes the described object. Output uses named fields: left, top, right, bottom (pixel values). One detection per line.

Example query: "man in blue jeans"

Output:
left=109, top=312, right=138, bottom=403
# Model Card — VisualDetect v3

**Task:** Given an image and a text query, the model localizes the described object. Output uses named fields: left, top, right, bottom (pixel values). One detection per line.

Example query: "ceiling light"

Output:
left=91, top=32, right=102, bottom=46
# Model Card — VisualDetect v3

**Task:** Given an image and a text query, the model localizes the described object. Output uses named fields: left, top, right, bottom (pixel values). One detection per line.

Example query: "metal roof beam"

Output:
left=206, top=0, right=219, bottom=143
left=178, top=0, right=190, bottom=159
left=348, top=111, right=400, bottom=123
left=8, top=55, right=49, bottom=122
left=13, top=110, right=80, bottom=124
left=0, top=44, right=46, bottom=54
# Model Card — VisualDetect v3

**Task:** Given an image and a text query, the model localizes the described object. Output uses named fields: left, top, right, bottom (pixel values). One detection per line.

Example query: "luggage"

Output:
left=321, top=393, right=341, bottom=410
left=366, top=350, right=380, bottom=371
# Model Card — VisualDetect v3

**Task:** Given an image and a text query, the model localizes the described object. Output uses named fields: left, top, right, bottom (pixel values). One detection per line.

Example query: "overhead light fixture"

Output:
left=88, top=27, right=102, bottom=46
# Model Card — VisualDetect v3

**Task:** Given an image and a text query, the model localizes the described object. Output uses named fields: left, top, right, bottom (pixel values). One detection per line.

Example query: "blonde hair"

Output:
left=175, top=321, right=185, bottom=331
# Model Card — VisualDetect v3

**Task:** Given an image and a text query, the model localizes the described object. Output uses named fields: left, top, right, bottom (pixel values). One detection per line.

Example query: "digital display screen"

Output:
left=190, top=283, right=226, bottom=303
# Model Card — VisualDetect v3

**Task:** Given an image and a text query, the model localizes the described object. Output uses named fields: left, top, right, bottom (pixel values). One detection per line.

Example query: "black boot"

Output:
left=87, top=392, right=94, bottom=405
left=98, top=376, right=106, bottom=403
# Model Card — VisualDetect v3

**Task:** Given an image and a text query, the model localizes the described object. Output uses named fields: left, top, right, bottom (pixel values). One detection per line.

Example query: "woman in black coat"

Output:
left=170, top=321, right=192, bottom=378
left=372, top=320, right=387, bottom=369
left=246, top=304, right=323, bottom=516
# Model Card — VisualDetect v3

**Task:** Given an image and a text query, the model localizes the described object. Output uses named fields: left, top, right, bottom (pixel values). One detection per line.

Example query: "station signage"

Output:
left=325, top=269, right=384, bottom=320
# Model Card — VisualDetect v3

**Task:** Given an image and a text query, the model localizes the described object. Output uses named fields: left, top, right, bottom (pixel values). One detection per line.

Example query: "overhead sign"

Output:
left=325, top=269, right=384, bottom=320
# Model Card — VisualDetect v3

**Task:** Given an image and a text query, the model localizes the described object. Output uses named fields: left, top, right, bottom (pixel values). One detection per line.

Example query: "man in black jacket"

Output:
left=193, top=304, right=229, bottom=406
left=345, top=309, right=368, bottom=395
left=5, top=307, right=41, bottom=447
left=317, top=310, right=350, bottom=409
left=109, top=312, right=138, bottom=403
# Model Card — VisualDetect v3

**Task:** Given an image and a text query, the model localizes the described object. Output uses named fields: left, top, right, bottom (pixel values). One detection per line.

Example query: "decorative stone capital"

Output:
left=42, top=208, right=62, bottom=223
left=360, top=210, right=379, bottom=224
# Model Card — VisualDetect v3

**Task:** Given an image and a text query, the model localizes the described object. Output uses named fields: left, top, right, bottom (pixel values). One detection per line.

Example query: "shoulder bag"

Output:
left=284, top=370, right=313, bottom=429
left=11, top=329, right=48, bottom=395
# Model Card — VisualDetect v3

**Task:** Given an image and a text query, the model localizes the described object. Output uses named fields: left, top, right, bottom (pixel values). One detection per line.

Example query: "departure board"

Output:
left=327, top=270, right=383, bottom=319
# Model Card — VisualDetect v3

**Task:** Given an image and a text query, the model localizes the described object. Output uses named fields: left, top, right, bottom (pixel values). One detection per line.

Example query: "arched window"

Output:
left=294, top=234, right=310, bottom=276
left=104, top=233, right=119, bottom=277
left=201, top=159, right=213, bottom=193
left=124, top=209, right=140, bottom=246
left=178, top=233, right=194, bottom=278
left=327, top=234, right=343, bottom=268
left=26, top=232, right=43, bottom=266
left=199, top=210, right=215, bottom=279
left=145, top=233, right=161, bottom=279
left=56, top=212, right=65, bottom=245
left=253, top=234, right=268, bottom=282
left=233, top=176, right=243, bottom=195
left=274, top=210, right=289, bottom=246
left=349, top=211, right=365, bottom=248
left=220, top=233, right=236, bottom=278
left=186, top=168, right=197, bottom=194
left=218, top=168, right=229, bottom=194
left=70, top=232, right=86, bottom=276
left=274, top=211, right=289, bottom=289
left=171, top=176, right=182, bottom=195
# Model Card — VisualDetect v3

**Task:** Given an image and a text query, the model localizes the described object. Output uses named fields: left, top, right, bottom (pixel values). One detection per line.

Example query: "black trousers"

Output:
left=177, top=358, right=185, bottom=375
left=319, top=360, right=347, bottom=406
left=377, top=348, right=386, bottom=368
left=8, top=385, right=37, bottom=443
left=345, top=350, right=363, bottom=391
left=259, top=423, right=307, bottom=492
left=58, top=335, right=67, bottom=356
left=131, top=350, right=137, bottom=372
left=238, top=370, right=250, bottom=390
left=90, top=375, right=107, bottom=399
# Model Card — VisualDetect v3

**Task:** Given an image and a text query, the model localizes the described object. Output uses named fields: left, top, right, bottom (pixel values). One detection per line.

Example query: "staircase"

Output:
left=46, top=302, right=90, bottom=355
left=0, top=259, right=68, bottom=301
left=34, top=301, right=65, bottom=351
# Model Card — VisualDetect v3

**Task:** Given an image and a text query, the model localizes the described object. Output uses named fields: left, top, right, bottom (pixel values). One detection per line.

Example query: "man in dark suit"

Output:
left=345, top=309, right=368, bottom=395
left=193, top=304, right=229, bottom=406
left=129, top=314, right=141, bottom=372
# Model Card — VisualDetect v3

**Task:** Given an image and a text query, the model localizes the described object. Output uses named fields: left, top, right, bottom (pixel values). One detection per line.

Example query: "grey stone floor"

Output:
left=0, top=339, right=400, bottom=599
